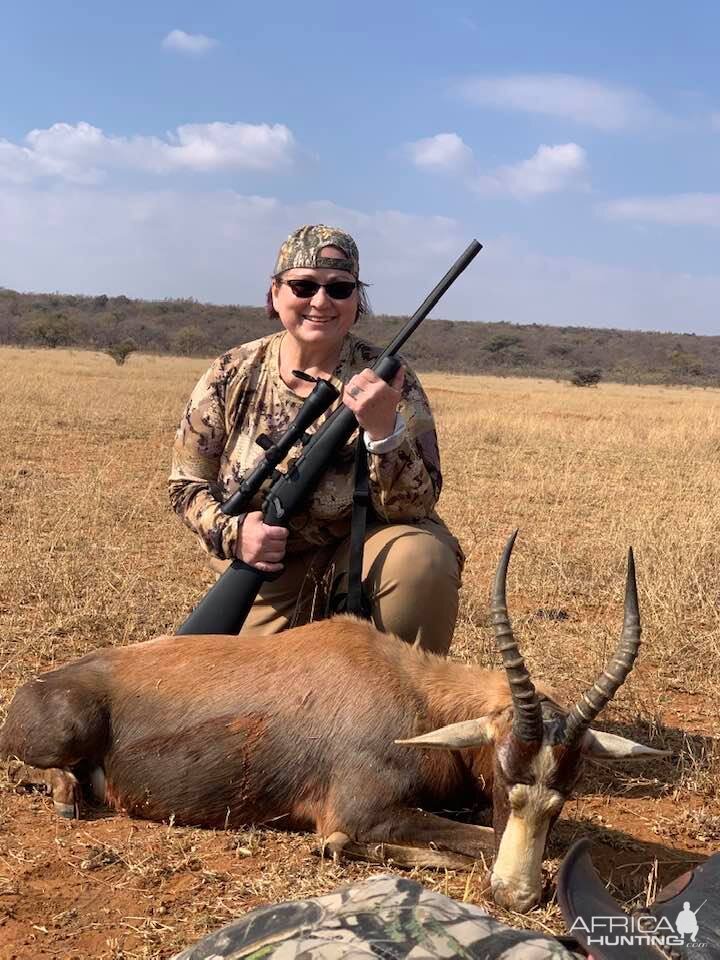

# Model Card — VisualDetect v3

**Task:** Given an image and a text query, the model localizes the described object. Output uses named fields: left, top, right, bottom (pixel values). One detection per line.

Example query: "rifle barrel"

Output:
left=379, top=239, right=482, bottom=359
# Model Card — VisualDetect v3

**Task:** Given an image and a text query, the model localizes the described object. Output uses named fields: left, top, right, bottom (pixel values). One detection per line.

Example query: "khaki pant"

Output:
left=209, top=517, right=464, bottom=655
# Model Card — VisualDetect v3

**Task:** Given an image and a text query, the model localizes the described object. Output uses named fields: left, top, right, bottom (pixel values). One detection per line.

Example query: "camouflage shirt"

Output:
left=169, top=332, right=442, bottom=559
left=173, top=874, right=581, bottom=959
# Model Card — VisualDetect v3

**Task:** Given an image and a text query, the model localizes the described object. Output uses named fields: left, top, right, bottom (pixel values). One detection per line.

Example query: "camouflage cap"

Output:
left=273, top=224, right=360, bottom=278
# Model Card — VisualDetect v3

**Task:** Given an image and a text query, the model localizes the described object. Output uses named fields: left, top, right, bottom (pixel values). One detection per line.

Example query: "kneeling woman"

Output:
left=169, top=224, right=463, bottom=654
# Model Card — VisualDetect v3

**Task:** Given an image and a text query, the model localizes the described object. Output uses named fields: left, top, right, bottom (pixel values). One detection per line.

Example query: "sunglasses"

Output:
left=277, top=278, right=358, bottom=301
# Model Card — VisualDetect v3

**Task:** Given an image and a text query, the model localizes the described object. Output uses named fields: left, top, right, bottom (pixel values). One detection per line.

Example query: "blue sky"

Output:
left=1, top=1, right=719, bottom=333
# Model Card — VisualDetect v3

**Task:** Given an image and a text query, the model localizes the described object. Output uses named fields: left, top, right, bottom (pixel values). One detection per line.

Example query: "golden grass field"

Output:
left=0, top=345, right=718, bottom=958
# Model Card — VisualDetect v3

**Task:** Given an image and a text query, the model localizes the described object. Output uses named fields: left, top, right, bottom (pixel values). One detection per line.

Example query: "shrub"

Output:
left=20, top=312, right=78, bottom=348
left=570, top=368, right=602, bottom=387
left=172, top=325, right=208, bottom=356
left=547, top=343, right=573, bottom=359
left=483, top=334, right=522, bottom=353
left=670, top=349, right=703, bottom=378
left=105, top=338, right=138, bottom=366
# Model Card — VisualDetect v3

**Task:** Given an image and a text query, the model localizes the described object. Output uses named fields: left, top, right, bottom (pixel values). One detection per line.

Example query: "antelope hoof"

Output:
left=322, top=831, right=351, bottom=862
left=53, top=800, right=79, bottom=819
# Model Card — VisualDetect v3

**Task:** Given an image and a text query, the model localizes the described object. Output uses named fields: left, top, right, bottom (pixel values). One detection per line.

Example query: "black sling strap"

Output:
left=345, top=431, right=372, bottom=619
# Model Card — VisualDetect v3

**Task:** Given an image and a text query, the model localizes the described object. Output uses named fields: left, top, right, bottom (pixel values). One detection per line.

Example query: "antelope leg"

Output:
left=327, top=837, right=478, bottom=870
left=359, top=807, right=495, bottom=862
left=9, top=762, right=82, bottom=819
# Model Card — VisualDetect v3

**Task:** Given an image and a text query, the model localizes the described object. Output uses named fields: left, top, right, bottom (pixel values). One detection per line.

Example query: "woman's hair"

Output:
left=265, top=279, right=372, bottom=324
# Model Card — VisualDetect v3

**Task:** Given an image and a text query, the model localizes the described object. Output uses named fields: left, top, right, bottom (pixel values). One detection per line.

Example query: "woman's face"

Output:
left=272, top=245, right=359, bottom=353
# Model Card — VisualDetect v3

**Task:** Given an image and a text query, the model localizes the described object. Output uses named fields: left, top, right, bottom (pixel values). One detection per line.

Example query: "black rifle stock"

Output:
left=176, top=239, right=482, bottom=635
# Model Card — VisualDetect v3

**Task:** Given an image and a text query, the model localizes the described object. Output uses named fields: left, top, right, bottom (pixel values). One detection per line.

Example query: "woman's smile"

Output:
left=302, top=314, right=335, bottom=325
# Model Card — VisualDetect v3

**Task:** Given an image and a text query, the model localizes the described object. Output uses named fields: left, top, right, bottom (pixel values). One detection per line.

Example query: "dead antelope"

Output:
left=0, top=533, right=667, bottom=913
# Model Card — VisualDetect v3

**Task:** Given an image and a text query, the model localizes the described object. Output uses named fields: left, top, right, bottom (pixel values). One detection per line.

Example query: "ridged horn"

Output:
left=492, top=530, right=543, bottom=742
left=563, top=548, right=641, bottom=747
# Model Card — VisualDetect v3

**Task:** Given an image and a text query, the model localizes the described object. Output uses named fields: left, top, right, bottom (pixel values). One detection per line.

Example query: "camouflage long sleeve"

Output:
left=367, top=372, right=442, bottom=522
left=169, top=356, right=245, bottom=560
left=169, top=333, right=443, bottom=558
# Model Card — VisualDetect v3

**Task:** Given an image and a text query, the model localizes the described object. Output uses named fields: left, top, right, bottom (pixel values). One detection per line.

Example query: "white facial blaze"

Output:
left=491, top=746, right=564, bottom=909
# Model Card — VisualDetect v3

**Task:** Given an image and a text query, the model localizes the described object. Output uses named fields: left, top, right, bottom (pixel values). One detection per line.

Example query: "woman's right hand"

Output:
left=235, top=511, right=289, bottom=573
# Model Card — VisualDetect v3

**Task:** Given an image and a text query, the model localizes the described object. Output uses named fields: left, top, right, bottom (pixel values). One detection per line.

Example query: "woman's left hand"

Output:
left=343, top=367, right=405, bottom=442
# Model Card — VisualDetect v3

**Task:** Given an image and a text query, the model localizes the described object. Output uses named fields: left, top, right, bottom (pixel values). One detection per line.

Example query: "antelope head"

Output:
left=401, top=531, right=669, bottom=913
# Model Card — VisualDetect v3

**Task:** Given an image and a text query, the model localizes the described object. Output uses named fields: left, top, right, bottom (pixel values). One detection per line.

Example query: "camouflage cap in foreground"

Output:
left=173, top=873, right=580, bottom=959
left=273, top=224, right=360, bottom=278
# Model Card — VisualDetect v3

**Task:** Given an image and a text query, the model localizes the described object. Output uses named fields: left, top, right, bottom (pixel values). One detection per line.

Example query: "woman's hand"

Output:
left=343, top=367, right=405, bottom=441
left=235, top=511, right=289, bottom=573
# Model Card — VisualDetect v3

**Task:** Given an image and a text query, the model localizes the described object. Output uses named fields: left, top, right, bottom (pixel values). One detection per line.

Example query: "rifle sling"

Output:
left=346, top=432, right=372, bottom=619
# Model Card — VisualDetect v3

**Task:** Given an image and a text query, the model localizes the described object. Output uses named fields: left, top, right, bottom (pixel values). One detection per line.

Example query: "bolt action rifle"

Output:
left=176, top=240, right=482, bottom=636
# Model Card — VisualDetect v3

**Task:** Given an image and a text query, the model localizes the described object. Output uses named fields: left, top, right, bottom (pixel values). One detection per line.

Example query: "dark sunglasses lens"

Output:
left=287, top=280, right=320, bottom=298
left=325, top=282, right=357, bottom=300
left=285, top=279, right=357, bottom=300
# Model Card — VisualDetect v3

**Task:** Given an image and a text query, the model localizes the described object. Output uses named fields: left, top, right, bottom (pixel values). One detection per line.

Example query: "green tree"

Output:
left=669, top=349, right=703, bottom=378
left=172, top=325, right=208, bottom=356
left=20, top=312, right=78, bottom=348
left=105, top=337, right=138, bottom=366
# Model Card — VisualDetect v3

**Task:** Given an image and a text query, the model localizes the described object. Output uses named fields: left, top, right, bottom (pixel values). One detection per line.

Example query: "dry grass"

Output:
left=0, top=347, right=718, bottom=958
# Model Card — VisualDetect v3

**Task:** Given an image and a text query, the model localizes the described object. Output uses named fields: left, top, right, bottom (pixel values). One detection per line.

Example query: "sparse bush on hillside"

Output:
left=112, top=316, right=172, bottom=352
left=546, top=343, right=573, bottom=359
left=1, top=289, right=720, bottom=386
left=670, top=348, right=703, bottom=378
left=20, top=311, right=79, bottom=348
left=483, top=333, right=523, bottom=353
left=172, top=324, right=208, bottom=356
left=571, top=367, right=602, bottom=387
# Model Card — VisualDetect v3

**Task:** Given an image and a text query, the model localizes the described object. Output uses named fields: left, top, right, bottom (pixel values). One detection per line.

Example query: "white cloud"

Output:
left=0, top=121, right=297, bottom=183
left=162, top=122, right=296, bottom=172
left=600, top=194, right=720, bottom=226
left=405, top=133, right=587, bottom=198
left=407, top=133, right=475, bottom=173
left=2, top=184, right=719, bottom=334
left=162, top=29, right=218, bottom=54
left=459, top=73, right=666, bottom=131
left=480, top=142, right=588, bottom=197
left=0, top=187, right=464, bottom=310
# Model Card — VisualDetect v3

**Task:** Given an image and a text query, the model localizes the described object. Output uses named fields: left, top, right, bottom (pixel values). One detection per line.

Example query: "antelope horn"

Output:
left=563, top=548, right=641, bottom=746
left=492, top=530, right=543, bottom=742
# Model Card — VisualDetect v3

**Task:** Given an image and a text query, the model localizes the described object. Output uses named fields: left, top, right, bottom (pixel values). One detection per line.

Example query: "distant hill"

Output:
left=0, top=287, right=717, bottom=387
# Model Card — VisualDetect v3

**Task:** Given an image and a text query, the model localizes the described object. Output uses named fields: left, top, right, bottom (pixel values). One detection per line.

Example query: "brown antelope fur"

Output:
left=0, top=534, right=668, bottom=913
left=1, top=621, right=513, bottom=832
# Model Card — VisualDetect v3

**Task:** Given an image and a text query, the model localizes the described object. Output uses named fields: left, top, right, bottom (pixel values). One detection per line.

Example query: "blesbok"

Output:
left=0, top=533, right=668, bottom=913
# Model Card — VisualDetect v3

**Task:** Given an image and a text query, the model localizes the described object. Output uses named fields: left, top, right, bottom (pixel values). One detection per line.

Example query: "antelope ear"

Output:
left=396, top=717, right=495, bottom=750
left=582, top=729, right=671, bottom=760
